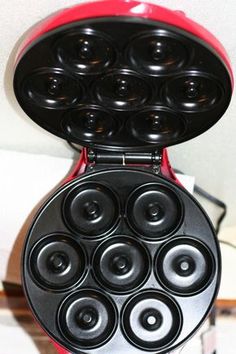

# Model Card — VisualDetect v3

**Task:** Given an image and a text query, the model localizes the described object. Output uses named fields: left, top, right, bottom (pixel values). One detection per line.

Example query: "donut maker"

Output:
left=13, top=1, right=233, bottom=353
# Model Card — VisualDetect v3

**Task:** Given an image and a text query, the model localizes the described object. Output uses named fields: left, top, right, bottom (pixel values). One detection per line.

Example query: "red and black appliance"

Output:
left=13, top=1, right=233, bottom=353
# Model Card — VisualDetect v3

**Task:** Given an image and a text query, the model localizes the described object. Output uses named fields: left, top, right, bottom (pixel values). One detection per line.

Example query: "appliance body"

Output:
left=13, top=1, right=233, bottom=353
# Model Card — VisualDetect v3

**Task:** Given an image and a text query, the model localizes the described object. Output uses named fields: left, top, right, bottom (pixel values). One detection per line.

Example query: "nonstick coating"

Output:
left=14, top=17, right=232, bottom=152
left=23, top=168, right=220, bottom=354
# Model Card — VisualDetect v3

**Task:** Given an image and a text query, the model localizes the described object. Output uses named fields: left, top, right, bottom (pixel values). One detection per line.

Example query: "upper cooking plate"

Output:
left=14, top=2, right=233, bottom=152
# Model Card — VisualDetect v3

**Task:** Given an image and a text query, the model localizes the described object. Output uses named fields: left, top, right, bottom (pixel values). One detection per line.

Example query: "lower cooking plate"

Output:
left=23, top=168, right=220, bottom=353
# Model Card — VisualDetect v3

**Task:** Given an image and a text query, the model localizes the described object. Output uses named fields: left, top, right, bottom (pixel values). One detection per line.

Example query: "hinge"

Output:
left=87, top=149, right=163, bottom=174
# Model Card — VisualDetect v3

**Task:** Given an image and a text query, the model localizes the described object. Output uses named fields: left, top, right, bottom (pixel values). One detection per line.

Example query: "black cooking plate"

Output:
left=14, top=17, right=232, bottom=151
left=23, top=169, right=220, bottom=354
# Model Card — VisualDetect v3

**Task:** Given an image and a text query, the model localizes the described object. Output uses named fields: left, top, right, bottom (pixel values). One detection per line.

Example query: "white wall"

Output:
left=1, top=0, right=236, bottom=227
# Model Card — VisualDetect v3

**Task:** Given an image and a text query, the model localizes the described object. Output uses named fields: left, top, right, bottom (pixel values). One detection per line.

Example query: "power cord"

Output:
left=193, top=183, right=226, bottom=236
left=174, top=169, right=236, bottom=250
left=218, top=239, right=236, bottom=250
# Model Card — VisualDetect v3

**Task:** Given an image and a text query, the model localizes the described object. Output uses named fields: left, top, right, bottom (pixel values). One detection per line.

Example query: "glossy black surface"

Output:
left=122, top=290, right=182, bottom=350
left=154, top=237, right=215, bottom=296
left=55, top=30, right=116, bottom=75
left=127, top=183, right=183, bottom=240
left=14, top=17, right=232, bottom=151
left=58, top=289, right=117, bottom=349
left=63, top=182, right=120, bottom=238
left=126, top=31, right=189, bottom=75
left=23, top=168, right=220, bottom=354
left=92, top=236, right=151, bottom=294
left=29, top=234, right=87, bottom=291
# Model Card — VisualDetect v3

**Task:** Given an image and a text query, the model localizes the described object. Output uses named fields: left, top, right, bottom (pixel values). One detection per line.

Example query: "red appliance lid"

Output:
left=13, top=3, right=233, bottom=152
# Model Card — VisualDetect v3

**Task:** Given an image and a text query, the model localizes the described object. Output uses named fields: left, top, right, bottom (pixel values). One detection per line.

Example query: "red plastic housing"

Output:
left=15, top=1, right=233, bottom=353
left=16, top=0, right=233, bottom=86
